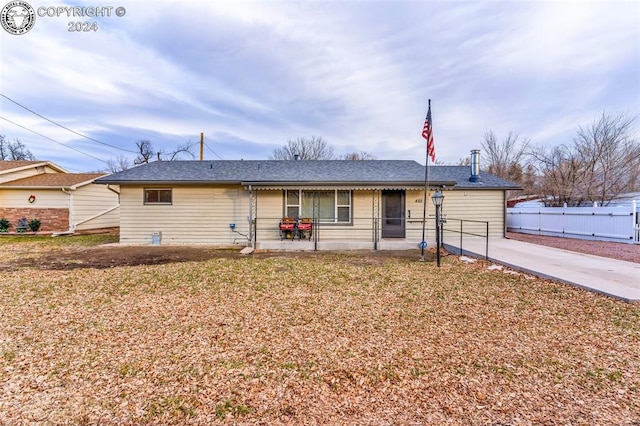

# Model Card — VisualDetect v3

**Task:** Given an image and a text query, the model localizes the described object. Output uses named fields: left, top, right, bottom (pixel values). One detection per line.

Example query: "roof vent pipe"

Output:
left=294, top=154, right=299, bottom=161
left=469, top=149, right=481, bottom=182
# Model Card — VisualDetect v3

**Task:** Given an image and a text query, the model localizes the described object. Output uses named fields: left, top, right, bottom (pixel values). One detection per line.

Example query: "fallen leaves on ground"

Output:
left=0, top=239, right=638, bottom=425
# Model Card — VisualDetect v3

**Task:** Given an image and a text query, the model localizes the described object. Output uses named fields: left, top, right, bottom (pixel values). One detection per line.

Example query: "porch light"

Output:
left=431, top=189, right=444, bottom=207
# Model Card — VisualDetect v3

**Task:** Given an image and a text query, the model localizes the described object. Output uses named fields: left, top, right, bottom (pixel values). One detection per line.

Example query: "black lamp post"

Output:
left=431, top=189, right=444, bottom=267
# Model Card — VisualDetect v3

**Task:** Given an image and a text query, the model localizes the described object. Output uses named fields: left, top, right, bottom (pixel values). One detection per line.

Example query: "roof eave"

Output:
left=94, top=179, right=243, bottom=186
left=454, top=184, right=522, bottom=190
left=95, top=179, right=460, bottom=187
left=243, top=180, right=458, bottom=187
left=68, top=176, right=107, bottom=190
left=0, top=185, right=71, bottom=189
left=0, top=161, right=64, bottom=176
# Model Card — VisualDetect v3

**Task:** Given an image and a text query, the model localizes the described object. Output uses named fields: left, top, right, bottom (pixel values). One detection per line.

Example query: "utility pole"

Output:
left=200, top=132, right=204, bottom=161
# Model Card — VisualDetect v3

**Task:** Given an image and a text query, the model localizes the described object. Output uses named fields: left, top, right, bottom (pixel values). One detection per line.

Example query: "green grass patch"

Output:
left=0, top=234, right=118, bottom=246
left=214, top=399, right=251, bottom=419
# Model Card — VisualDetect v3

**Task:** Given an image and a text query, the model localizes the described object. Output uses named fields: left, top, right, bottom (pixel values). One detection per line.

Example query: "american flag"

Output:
left=421, top=103, right=435, bottom=163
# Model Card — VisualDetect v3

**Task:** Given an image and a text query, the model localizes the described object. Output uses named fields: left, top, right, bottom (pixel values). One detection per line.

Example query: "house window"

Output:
left=286, top=190, right=300, bottom=218
left=144, top=188, right=172, bottom=204
left=284, top=190, right=351, bottom=223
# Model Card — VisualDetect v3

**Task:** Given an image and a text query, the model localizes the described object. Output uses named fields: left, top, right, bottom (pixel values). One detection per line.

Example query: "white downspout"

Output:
left=107, top=184, right=120, bottom=198
left=58, top=188, right=75, bottom=234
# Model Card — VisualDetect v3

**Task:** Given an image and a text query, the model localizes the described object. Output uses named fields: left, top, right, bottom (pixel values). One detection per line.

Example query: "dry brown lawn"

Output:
left=1, top=236, right=639, bottom=425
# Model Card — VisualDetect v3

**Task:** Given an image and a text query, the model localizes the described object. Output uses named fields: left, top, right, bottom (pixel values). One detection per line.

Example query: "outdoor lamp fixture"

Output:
left=431, top=189, right=445, bottom=267
left=431, top=189, right=444, bottom=208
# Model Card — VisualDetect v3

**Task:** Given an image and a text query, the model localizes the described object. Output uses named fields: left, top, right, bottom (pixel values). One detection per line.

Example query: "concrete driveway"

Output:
left=445, top=238, right=640, bottom=302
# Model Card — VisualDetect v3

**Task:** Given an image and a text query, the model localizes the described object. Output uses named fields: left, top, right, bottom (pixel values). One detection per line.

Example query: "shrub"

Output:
left=0, top=218, right=9, bottom=232
left=16, top=217, right=28, bottom=233
left=28, top=218, right=42, bottom=232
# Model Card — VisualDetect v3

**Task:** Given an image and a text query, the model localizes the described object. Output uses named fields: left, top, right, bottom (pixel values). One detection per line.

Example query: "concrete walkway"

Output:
left=444, top=238, right=640, bottom=302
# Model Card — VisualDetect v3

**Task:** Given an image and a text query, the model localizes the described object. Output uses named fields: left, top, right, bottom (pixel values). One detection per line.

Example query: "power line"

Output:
left=0, top=115, right=109, bottom=164
left=0, top=93, right=138, bottom=154
left=204, top=141, right=223, bottom=160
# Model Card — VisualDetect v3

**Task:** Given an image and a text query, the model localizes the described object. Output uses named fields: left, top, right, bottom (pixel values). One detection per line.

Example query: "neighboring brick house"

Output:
left=0, top=161, right=120, bottom=233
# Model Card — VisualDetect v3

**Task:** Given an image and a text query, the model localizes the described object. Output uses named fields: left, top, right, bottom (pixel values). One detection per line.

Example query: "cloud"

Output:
left=0, top=0, right=637, bottom=170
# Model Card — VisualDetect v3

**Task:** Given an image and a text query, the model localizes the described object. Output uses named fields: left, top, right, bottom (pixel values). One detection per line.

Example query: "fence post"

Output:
left=459, top=220, right=463, bottom=256
left=632, top=200, right=638, bottom=244
left=485, top=222, right=489, bottom=259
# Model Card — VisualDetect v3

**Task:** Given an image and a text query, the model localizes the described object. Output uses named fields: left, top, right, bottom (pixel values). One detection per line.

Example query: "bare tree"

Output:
left=131, top=139, right=197, bottom=165
left=269, top=136, right=335, bottom=160
left=104, top=139, right=197, bottom=172
left=481, top=130, right=533, bottom=196
left=0, top=135, right=36, bottom=160
left=529, top=112, right=640, bottom=206
left=105, top=154, right=132, bottom=173
left=529, top=144, right=584, bottom=206
left=573, top=112, right=640, bottom=205
left=133, top=139, right=155, bottom=165
left=340, top=151, right=376, bottom=160
left=457, top=157, right=471, bottom=166
left=166, top=140, right=197, bottom=161
left=482, top=130, right=530, bottom=179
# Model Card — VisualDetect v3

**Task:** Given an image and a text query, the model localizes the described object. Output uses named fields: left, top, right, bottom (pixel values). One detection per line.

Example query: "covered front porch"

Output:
left=256, top=238, right=426, bottom=251
left=245, top=185, right=443, bottom=251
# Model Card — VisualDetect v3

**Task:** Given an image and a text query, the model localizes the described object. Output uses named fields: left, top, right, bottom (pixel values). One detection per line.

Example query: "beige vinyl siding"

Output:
left=404, top=189, right=505, bottom=239
left=405, top=189, right=432, bottom=242
left=347, top=190, right=377, bottom=240
left=0, top=189, right=69, bottom=208
left=438, top=189, right=505, bottom=238
left=119, top=185, right=250, bottom=244
left=75, top=208, right=119, bottom=231
left=0, top=165, right=61, bottom=184
left=72, top=184, right=120, bottom=231
left=117, top=185, right=506, bottom=245
left=253, top=190, right=282, bottom=241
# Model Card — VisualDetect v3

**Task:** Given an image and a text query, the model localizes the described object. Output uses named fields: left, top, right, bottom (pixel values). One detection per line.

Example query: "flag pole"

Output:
left=420, top=99, right=431, bottom=261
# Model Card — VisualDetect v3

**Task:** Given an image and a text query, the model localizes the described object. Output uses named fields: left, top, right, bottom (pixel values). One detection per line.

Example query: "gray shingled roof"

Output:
left=95, top=160, right=519, bottom=189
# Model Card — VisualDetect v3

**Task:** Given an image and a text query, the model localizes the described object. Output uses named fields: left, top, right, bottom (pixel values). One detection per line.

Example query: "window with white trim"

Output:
left=284, top=190, right=351, bottom=223
left=144, top=188, right=172, bottom=204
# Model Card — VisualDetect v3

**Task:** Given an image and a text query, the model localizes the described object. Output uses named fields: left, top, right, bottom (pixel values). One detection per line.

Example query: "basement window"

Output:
left=144, top=188, right=172, bottom=205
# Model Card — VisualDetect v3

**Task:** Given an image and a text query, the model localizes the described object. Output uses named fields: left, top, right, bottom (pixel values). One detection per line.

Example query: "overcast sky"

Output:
left=0, top=0, right=638, bottom=172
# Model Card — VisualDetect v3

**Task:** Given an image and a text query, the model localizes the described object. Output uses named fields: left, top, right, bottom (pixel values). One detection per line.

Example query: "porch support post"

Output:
left=313, top=191, right=319, bottom=251
left=372, top=189, right=379, bottom=250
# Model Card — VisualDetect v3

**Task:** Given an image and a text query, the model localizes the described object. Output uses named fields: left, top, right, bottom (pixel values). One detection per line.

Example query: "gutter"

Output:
left=106, top=184, right=120, bottom=195
left=242, top=180, right=458, bottom=187
left=94, top=179, right=243, bottom=186
left=107, top=184, right=121, bottom=205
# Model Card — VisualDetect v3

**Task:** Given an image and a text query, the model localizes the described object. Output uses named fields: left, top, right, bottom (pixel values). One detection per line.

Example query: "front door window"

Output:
left=382, top=190, right=405, bottom=238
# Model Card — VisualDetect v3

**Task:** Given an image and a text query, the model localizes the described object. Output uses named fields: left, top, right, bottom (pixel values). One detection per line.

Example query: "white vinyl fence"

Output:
left=507, top=201, right=639, bottom=244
